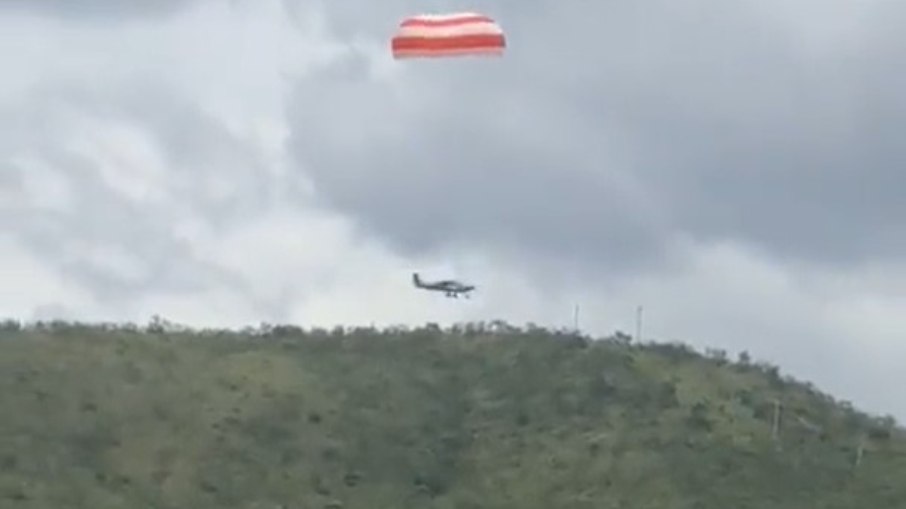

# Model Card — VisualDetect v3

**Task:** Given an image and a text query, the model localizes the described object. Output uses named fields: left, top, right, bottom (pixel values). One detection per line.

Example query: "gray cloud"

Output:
left=0, top=79, right=294, bottom=315
left=1, top=0, right=903, bottom=422
left=1, top=0, right=195, bottom=22
left=288, top=0, right=906, bottom=276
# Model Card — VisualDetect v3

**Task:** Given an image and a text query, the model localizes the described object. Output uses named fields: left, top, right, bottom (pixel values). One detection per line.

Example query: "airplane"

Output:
left=412, top=272, right=476, bottom=298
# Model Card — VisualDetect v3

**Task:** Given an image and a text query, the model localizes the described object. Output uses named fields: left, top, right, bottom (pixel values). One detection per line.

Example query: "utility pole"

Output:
left=854, top=435, right=865, bottom=469
left=772, top=398, right=782, bottom=443
left=635, top=305, right=643, bottom=342
left=573, top=304, right=580, bottom=333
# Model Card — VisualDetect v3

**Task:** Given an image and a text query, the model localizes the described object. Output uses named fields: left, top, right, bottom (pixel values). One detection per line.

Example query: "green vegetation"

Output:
left=1, top=318, right=904, bottom=508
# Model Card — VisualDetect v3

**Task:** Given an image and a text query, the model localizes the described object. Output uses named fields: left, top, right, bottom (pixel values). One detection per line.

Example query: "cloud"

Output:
left=0, top=0, right=328, bottom=320
left=0, top=82, right=271, bottom=315
left=0, top=0, right=904, bottom=423
left=279, top=0, right=906, bottom=419
left=288, top=0, right=906, bottom=274
left=1, top=0, right=196, bottom=22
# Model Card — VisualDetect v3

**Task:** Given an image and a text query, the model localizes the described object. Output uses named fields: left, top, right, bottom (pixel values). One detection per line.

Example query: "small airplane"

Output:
left=412, top=272, right=476, bottom=298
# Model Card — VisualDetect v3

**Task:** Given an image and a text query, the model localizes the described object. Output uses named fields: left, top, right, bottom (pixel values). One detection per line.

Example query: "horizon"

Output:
left=5, top=312, right=898, bottom=427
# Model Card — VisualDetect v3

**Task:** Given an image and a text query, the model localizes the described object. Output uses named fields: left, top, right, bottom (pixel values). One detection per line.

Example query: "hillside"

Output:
left=1, top=318, right=904, bottom=509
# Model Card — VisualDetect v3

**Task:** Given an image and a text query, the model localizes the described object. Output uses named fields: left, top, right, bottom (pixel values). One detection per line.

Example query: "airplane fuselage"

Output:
left=412, top=273, right=475, bottom=298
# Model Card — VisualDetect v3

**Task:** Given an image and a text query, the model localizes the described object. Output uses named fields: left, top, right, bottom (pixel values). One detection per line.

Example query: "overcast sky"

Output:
left=1, top=0, right=904, bottom=421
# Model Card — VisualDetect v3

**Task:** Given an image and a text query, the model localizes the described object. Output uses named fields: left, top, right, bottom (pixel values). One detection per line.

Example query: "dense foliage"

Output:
left=1, top=318, right=903, bottom=508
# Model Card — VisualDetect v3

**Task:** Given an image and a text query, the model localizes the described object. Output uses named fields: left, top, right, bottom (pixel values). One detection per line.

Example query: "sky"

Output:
left=1, top=0, right=904, bottom=421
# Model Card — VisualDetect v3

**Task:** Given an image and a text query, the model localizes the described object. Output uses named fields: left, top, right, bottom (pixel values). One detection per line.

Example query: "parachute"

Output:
left=391, top=12, right=506, bottom=59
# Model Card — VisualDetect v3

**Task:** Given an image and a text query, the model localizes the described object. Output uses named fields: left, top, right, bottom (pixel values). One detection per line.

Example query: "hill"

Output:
left=1, top=318, right=904, bottom=508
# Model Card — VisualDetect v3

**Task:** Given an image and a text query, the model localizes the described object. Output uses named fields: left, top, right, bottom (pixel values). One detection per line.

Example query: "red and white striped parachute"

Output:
left=391, top=12, right=506, bottom=59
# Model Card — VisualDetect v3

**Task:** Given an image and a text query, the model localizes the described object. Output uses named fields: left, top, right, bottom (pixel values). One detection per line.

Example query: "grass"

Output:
left=0, top=318, right=903, bottom=508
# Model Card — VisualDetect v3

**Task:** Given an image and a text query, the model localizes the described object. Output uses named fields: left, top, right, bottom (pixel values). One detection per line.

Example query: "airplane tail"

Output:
left=412, top=272, right=424, bottom=288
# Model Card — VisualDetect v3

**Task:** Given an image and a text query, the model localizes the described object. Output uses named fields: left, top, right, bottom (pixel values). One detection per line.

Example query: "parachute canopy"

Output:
left=391, top=12, right=506, bottom=59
